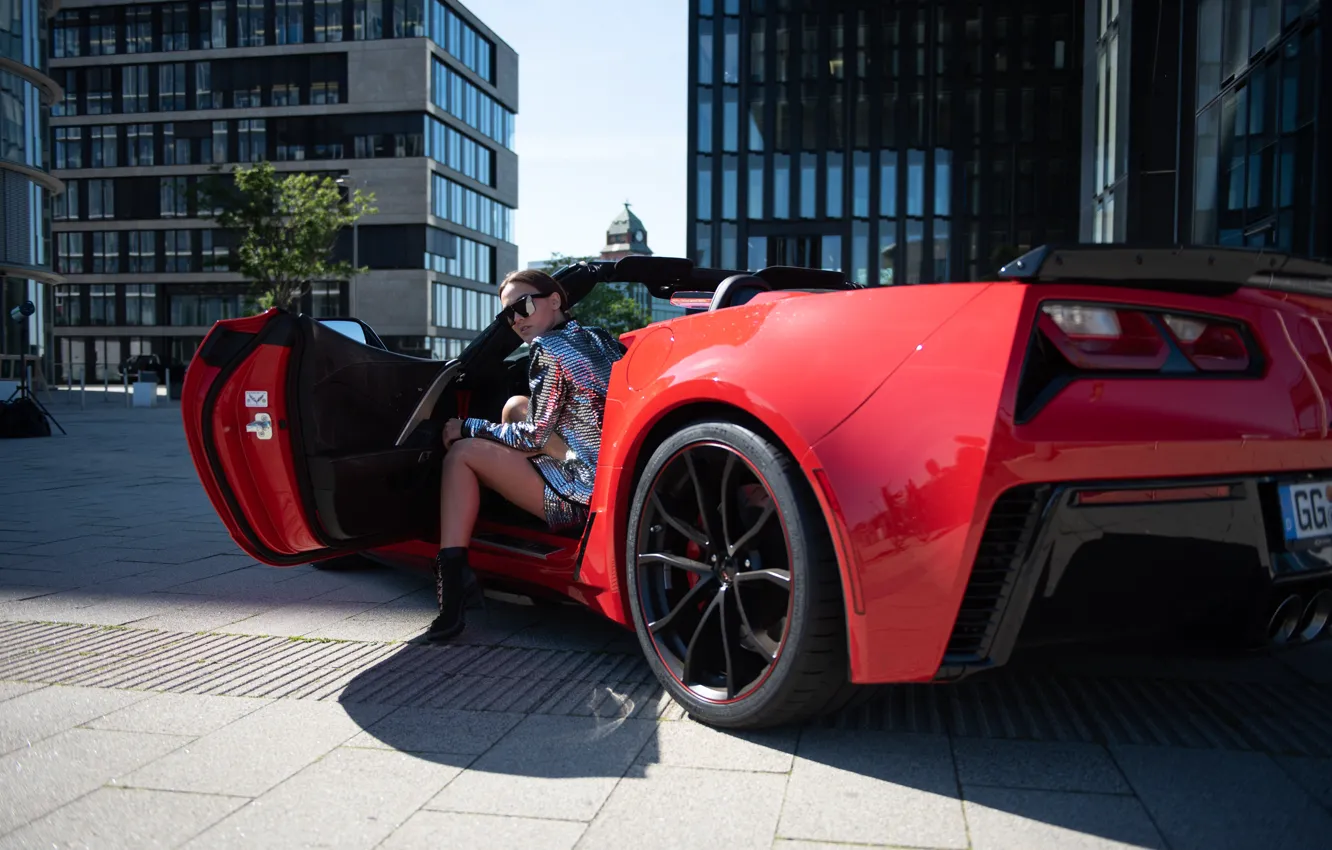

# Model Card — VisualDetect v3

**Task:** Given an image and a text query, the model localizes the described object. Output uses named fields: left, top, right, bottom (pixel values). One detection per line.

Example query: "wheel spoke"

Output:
left=719, top=453, right=737, bottom=554
left=732, top=580, right=778, bottom=663
left=683, top=451, right=716, bottom=551
left=682, top=592, right=723, bottom=685
left=650, top=493, right=707, bottom=547
left=648, top=575, right=718, bottom=634
left=718, top=587, right=736, bottom=699
left=728, top=503, right=776, bottom=557
left=637, top=552, right=713, bottom=576
left=734, top=567, right=791, bottom=588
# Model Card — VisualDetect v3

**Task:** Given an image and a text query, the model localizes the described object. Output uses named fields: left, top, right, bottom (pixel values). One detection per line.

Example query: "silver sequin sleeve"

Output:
left=462, top=341, right=568, bottom=452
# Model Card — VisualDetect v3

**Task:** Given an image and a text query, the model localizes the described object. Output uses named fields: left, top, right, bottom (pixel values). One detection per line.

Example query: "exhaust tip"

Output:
left=1268, top=595, right=1304, bottom=645
left=1295, top=590, right=1332, bottom=643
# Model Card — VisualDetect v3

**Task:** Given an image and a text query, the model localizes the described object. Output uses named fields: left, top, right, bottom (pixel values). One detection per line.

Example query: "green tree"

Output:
left=536, top=253, right=652, bottom=336
left=196, top=161, right=376, bottom=312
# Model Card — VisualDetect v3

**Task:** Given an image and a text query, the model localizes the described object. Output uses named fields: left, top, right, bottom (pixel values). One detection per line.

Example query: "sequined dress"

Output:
left=462, top=320, right=624, bottom=530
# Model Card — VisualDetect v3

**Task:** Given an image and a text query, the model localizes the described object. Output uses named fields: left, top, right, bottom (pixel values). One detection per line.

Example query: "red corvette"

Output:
left=182, top=246, right=1332, bottom=729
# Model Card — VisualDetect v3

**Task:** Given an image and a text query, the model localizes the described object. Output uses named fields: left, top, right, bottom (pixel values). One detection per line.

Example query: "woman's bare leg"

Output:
left=503, top=395, right=571, bottom=459
left=439, top=438, right=548, bottom=548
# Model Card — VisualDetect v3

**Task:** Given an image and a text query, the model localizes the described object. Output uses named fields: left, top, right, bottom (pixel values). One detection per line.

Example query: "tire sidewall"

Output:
left=625, top=420, right=820, bottom=727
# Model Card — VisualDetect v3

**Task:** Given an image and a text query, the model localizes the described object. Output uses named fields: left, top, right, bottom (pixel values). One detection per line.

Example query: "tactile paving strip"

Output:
left=3, top=619, right=1331, bottom=755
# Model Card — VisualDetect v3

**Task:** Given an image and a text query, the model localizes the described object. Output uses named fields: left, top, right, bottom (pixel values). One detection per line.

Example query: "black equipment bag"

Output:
left=0, top=398, right=52, bottom=438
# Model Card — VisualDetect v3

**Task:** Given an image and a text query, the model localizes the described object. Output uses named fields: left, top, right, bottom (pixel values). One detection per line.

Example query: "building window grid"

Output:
left=432, top=282, right=499, bottom=332
left=1192, top=5, right=1319, bottom=253
left=424, top=115, right=495, bottom=185
left=129, top=231, right=156, bottom=273
left=427, top=1, right=494, bottom=83
left=126, top=6, right=154, bottom=54
left=88, top=178, right=115, bottom=220
left=431, top=58, right=514, bottom=149
left=696, top=3, right=1083, bottom=283
left=429, top=172, right=513, bottom=242
left=124, top=284, right=157, bottom=326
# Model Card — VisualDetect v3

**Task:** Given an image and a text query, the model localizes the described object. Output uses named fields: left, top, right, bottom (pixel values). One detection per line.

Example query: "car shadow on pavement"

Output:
left=335, top=610, right=1332, bottom=847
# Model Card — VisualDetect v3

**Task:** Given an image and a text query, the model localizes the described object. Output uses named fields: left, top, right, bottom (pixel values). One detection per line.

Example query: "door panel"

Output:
left=183, top=310, right=452, bottom=566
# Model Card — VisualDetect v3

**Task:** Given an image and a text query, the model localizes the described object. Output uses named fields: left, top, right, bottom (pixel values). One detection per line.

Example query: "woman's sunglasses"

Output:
left=497, top=292, right=554, bottom=325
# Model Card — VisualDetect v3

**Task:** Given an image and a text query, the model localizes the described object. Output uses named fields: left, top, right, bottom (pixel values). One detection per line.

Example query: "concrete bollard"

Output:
left=103, top=368, right=109, bottom=402
left=79, top=368, right=85, bottom=409
left=123, top=370, right=130, bottom=408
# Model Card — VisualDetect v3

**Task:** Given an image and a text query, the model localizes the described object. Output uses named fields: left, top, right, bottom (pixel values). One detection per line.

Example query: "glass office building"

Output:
left=689, top=0, right=1084, bottom=285
left=48, top=0, right=517, bottom=378
left=1082, top=0, right=1326, bottom=257
left=1, top=0, right=61, bottom=383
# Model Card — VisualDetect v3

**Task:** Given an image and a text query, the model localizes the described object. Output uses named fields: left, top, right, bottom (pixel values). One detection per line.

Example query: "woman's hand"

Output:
left=443, top=418, right=464, bottom=448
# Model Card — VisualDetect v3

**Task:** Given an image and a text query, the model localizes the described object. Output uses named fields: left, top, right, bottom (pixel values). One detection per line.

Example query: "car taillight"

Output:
left=1038, top=303, right=1168, bottom=371
left=1162, top=313, right=1250, bottom=372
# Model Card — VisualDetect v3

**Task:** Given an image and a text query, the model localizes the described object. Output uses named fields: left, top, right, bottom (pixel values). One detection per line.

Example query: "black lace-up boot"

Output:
left=424, top=547, right=477, bottom=642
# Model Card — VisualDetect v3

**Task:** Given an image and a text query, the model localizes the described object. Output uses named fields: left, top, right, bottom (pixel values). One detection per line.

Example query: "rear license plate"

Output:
left=1278, top=480, right=1332, bottom=543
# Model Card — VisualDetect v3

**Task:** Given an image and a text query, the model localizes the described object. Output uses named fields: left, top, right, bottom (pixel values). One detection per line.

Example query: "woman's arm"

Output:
left=461, top=342, right=568, bottom=451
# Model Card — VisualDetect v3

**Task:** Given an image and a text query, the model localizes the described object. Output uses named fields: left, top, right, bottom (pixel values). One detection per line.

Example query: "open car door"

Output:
left=181, top=309, right=455, bottom=566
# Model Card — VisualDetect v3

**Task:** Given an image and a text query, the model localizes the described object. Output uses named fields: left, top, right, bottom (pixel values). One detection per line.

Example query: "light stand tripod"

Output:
left=6, top=300, right=65, bottom=435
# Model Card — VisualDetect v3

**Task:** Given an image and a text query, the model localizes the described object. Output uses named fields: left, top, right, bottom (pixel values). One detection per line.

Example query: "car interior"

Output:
left=290, top=258, right=858, bottom=551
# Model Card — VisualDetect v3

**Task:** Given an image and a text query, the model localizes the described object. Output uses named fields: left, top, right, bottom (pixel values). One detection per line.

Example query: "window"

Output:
left=202, top=1, right=228, bottom=49
left=54, top=285, right=81, bottom=326
left=88, top=69, right=113, bottom=115
left=400, top=0, right=425, bottom=37
left=53, top=11, right=81, bottom=58
left=278, top=0, right=305, bottom=45
left=126, top=7, right=154, bottom=53
left=129, top=231, right=157, bottom=272
left=748, top=157, right=763, bottom=219
left=211, top=121, right=228, bottom=163
left=55, top=69, right=78, bottom=116
left=126, top=124, right=154, bottom=166
left=271, top=84, right=300, bottom=107
left=354, top=0, right=384, bottom=40
left=234, top=87, right=261, bottom=108
left=88, top=179, right=115, bottom=220
left=161, top=177, right=189, bottom=217
left=773, top=152, right=790, bottom=218
left=238, top=119, right=266, bottom=162
left=163, top=124, right=191, bottom=164
left=315, top=0, right=343, bottom=42
left=89, top=285, right=115, bottom=325
left=55, top=127, right=82, bottom=169
left=124, top=285, right=158, bottom=326
left=54, top=180, right=80, bottom=221
left=238, top=0, right=266, bottom=47
left=170, top=289, right=248, bottom=326
left=696, top=156, right=712, bottom=220
left=92, top=232, right=120, bottom=274
left=89, top=10, right=116, bottom=56
left=159, top=64, right=187, bottom=111
left=89, top=126, right=117, bottom=168
left=58, top=233, right=85, bottom=274
left=827, top=151, right=844, bottom=218
left=163, top=3, right=190, bottom=50
left=123, top=66, right=150, bottom=114
left=195, top=62, right=217, bottom=110
left=164, top=230, right=192, bottom=272
left=202, top=230, right=230, bottom=270
left=430, top=58, right=515, bottom=148
left=799, top=152, right=816, bottom=218
left=312, top=82, right=340, bottom=104
left=428, top=172, right=514, bottom=241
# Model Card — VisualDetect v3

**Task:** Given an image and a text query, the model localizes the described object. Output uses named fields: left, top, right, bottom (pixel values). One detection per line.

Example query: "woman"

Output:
left=425, top=268, right=624, bottom=641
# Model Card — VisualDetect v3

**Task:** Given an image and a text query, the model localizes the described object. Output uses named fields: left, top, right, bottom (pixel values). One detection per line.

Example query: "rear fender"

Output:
left=809, top=284, right=1031, bottom=683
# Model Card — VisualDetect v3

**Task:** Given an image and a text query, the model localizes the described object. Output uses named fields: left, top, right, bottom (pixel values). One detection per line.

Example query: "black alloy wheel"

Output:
left=626, top=420, right=853, bottom=729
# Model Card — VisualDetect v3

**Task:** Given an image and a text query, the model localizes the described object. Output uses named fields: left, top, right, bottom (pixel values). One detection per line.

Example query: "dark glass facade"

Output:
left=688, top=0, right=1084, bottom=285
left=48, top=0, right=517, bottom=375
left=0, top=0, right=60, bottom=385
left=1079, top=0, right=1326, bottom=258
left=1189, top=0, right=1324, bottom=254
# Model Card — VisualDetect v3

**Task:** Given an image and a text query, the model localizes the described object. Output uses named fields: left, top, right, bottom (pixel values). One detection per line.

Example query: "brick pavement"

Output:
left=1, top=401, right=1330, bottom=849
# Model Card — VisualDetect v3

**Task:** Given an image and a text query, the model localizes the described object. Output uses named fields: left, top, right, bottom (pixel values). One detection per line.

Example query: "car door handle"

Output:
left=245, top=413, right=273, bottom=440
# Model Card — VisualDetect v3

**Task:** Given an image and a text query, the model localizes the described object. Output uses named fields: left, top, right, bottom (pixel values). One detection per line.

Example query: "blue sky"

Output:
left=461, top=0, right=689, bottom=268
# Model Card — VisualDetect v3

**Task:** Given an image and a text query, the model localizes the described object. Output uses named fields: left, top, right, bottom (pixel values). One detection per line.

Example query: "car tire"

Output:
left=626, top=420, right=853, bottom=729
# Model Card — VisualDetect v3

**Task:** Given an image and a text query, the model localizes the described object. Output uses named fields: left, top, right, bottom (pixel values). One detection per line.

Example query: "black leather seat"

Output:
left=709, top=274, right=772, bottom=311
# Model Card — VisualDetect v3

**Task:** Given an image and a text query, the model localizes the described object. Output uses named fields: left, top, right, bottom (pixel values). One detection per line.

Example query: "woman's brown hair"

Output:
left=498, top=269, right=571, bottom=316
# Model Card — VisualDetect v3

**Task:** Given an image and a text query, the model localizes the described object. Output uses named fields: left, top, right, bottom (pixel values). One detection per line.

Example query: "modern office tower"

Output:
left=1084, top=0, right=1327, bottom=256
left=48, top=0, right=517, bottom=379
left=1, top=0, right=61, bottom=382
left=688, top=0, right=1084, bottom=285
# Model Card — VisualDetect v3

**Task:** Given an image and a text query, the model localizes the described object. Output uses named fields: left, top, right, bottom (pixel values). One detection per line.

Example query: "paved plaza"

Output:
left=1, top=396, right=1331, bottom=849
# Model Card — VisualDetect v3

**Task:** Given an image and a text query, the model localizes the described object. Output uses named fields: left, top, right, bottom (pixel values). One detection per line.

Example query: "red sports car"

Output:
left=182, top=246, right=1332, bottom=729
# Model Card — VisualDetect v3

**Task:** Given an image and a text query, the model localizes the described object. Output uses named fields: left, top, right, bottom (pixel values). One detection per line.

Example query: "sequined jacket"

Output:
left=462, top=320, right=624, bottom=507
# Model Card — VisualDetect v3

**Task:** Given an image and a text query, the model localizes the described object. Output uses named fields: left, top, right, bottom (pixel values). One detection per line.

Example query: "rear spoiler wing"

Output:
left=998, top=245, right=1332, bottom=298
